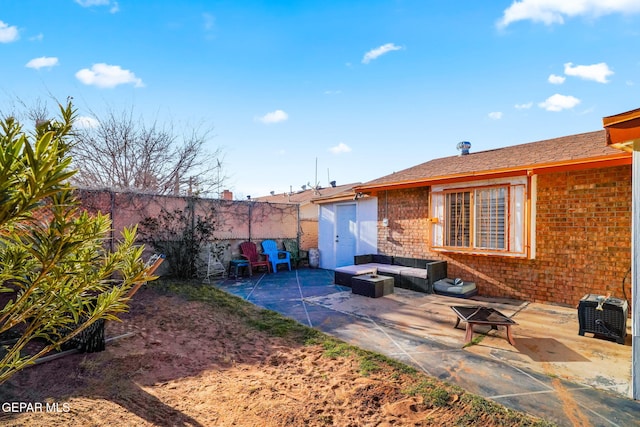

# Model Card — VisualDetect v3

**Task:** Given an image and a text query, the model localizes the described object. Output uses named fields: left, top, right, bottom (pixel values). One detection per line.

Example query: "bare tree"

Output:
left=70, top=107, right=226, bottom=196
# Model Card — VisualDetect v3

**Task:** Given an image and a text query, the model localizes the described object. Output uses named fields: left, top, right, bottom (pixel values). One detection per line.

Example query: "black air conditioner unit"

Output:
left=578, top=294, right=628, bottom=345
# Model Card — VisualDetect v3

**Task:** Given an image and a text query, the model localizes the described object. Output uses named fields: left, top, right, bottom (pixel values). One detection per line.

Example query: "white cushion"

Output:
left=376, top=264, right=413, bottom=275
left=335, top=264, right=377, bottom=275
left=399, top=267, right=428, bottom=279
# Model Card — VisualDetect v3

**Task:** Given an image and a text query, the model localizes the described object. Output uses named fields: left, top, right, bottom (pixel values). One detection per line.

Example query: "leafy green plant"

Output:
left=139, top=203, right=217, bottom=278
left=0, top=103, right=150, bottom=384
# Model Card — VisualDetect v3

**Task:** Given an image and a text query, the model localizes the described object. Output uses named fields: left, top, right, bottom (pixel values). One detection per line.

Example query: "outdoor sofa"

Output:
left=334, top=254, right=447, bottom=294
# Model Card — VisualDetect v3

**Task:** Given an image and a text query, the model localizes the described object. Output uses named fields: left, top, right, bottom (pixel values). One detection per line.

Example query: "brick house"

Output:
left=355, top=130, right=632, bottom=307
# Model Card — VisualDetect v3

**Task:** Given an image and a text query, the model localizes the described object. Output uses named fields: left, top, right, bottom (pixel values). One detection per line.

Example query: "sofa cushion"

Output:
left=376, top=264, right=412, bottom=275
left=399, top=267, right=428, bottom=279
left=393, top=257, right=429, bottom=269
left=335, top=264, right=377, bottom=275
left=354, top=254, right=373, bottom=265
left=433, top=279, right=477, bottom=297
left=392, top=256, right=416, bottom=267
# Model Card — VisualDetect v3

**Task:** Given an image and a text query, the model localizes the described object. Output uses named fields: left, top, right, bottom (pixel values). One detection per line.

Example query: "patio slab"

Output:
left=212, top=267, right=639, bottom=427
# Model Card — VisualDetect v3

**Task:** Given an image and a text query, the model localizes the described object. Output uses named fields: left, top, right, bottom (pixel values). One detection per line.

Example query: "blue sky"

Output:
left=2, top=1, right=640, bottom=199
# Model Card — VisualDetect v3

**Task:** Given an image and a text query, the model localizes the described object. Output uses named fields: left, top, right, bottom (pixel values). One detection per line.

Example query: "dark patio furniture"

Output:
left=351, top=274, right=394, bottom=298
left=451, top=305, right=517, bottom=346
left=434, top=278, right=478, bottom=298
left=578, top=294, right=628, bottom=344
left=334, top=254, right=447, bottom=293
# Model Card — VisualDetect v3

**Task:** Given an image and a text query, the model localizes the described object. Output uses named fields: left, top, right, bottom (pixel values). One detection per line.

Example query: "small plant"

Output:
left=139, top=204, right=217, bottom=278
left=405, top=379, right=452, bottom=407
left=320, top=340, right=353, bottom=359
left=359, top=356, right=382, bottom=376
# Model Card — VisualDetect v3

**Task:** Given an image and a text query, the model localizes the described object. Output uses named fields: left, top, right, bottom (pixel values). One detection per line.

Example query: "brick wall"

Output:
left=377, top=165, right=632, bottom=308
left=377, top=187, right=432, bottom=258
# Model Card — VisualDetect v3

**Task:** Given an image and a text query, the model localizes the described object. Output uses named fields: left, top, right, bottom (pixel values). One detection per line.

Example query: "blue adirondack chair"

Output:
left=261, top=240, right=291, bottom=272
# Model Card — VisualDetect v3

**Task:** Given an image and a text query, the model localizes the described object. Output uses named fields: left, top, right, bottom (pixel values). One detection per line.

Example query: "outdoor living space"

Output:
left=212, top=267, right=637, bottom=426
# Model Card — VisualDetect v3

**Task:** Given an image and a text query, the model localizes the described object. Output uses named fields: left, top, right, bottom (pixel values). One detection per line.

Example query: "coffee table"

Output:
left=351, top=274, right=394, bottom=298
left=450, top=305, right=517, bottom=346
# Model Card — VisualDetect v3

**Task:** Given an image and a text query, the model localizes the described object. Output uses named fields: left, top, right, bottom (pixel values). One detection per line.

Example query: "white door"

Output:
left=335, top=203, right=357, bottom=267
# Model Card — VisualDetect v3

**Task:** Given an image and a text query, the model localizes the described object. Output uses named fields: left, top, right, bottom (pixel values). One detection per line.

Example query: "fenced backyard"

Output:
left=76, top=189, right=307, bottom=276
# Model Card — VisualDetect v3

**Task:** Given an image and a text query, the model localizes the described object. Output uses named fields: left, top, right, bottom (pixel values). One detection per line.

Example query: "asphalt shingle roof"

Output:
left=254, top=183, right=360, bottom=204
left=359, top=130, right=625, bottom=189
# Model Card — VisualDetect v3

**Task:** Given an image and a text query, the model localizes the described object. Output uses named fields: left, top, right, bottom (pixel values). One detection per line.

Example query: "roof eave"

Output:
left=603, top=108, right=640, bottom=151
left=312, top=193, right=361, bottom=204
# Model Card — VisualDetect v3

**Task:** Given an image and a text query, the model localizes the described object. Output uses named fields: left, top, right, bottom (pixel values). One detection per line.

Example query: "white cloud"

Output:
left=25, top=56, right=59, bottom=69
left=515, top=102, right=533, bottom=109
left=75, top=116, right=100, bottom=129
left=538, top=94, right=581, bottom=111
left=257, top=110, right=288, bottom=124
left=75, top=0, right=119, bottom=13
left=0, top=20, right=19, bottom=43
left=29, top=33, right=44, bottom=42
left=76, top=0, right=108, bottom=6
left=564, top=62, right=613, bottom=83
left=488, top=112, right=503, bottom=120
left=497, top=0, right=640, bottom=29
left=362, top=43, right=403, bottom=64
left=548, top=74, right=566, bottom=84
left=75, top=63, right=144, bottom=88
left=329, top=142, right=352, bottom=154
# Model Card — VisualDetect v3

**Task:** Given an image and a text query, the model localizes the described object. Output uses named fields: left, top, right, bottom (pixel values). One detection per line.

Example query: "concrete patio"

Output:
left=212, top=267, right=639, bottom=427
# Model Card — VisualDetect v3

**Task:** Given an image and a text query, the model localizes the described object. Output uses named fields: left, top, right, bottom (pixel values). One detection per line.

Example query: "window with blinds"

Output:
left=475, top=187, right=506, bottom=250
left=444, top=191, right=470, bottom=247
left=432, top=181, right=526, bottom=256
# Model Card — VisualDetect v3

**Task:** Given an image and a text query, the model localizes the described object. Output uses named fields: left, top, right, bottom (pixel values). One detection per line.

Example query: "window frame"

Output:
left=431, top=177, right=529, bottom=257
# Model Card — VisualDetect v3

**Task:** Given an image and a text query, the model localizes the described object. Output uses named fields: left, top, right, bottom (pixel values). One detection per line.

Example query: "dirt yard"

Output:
left=0, top=284, right=551, bottom=426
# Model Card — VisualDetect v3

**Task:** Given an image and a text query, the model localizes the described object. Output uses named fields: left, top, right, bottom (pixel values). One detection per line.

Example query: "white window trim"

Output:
left=431, top=176, right=531, bottom=258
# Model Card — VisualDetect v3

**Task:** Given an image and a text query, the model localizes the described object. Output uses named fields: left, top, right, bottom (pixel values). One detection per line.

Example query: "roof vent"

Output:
left=457, top=141, right=471, bottom=155
left=330, top=180, right=336, bottom=187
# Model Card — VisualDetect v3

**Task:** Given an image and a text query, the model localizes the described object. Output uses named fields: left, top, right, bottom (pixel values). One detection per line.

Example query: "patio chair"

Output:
left=240, top=241, right=271, bottom=274
left=283, top=239, right=308, bottom=268
left=262, top=240, right=291, bottom=272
